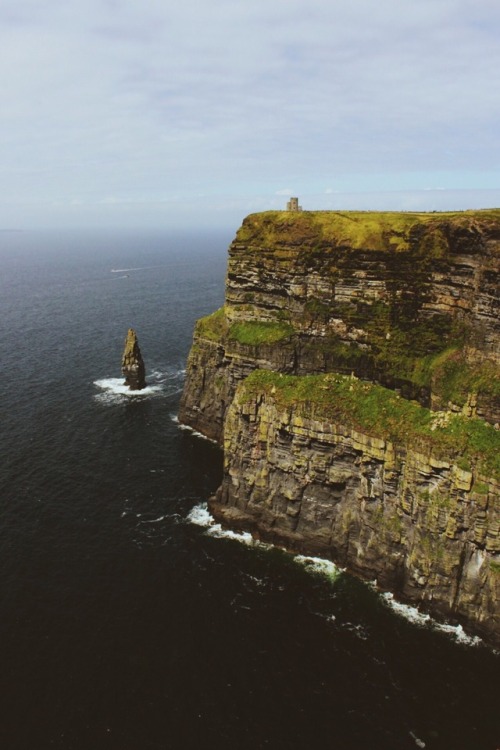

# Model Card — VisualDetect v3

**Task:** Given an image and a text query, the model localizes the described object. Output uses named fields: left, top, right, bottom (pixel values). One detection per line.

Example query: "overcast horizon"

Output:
left=1, top=0, right=500, bottom=231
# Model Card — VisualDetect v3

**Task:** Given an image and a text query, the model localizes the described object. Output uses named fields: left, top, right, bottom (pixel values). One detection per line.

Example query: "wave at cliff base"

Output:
left=187, top=504, right=485, bottom=647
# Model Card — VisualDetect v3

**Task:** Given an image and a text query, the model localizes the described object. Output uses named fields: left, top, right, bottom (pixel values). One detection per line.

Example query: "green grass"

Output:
left=195, top=301, right=500, bottom=419
left=195, top=307, right=228, bottom=341
left=195, top=308, right=294, bottom=347
left=239, top=370, right=500, bottom=479
left=228, top=320, right=294, bottom=346
left=431, top=351, right=500, bottom=405
left=196, top=305, right=499, bottom=410
left=235, top=209, right=500, bottom=255
left=490, top=560, right=500, bottom=574
left=473, top=481, right=489, bottom=495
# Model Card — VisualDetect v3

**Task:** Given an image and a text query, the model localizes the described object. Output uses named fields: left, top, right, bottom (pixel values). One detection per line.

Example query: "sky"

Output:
left=1, top=0, right=500, bottom=230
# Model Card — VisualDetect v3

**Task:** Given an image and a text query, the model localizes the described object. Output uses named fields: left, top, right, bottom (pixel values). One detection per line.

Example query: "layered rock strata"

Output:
left=180, top=210, right=500, bottom=441
left=122, top=328, right=146, bottom=390
left=209, top=371, right=500, bottom=646
left=180, top=210, right=500, bottom=644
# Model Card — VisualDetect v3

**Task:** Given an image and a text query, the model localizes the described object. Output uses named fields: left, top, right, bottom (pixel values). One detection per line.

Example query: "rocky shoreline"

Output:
left=180, top=209, right=500, bottom=646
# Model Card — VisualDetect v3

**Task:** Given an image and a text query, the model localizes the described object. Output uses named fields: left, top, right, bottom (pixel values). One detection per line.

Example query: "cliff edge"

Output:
left=179, top=209, right=500, bottom=646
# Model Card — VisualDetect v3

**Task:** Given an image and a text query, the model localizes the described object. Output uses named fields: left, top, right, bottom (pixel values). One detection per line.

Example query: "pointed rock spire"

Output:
left=121, top=328, right=146, bottom=390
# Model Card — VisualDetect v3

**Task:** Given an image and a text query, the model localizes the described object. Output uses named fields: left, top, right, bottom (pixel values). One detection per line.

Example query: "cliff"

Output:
left=179, top=210, right=500, bottom=645
left=212, top=371, right=500, bottom=646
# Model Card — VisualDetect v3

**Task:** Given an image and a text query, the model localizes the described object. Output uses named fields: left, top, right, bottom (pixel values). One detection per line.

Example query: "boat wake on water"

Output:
left=110, top=266, right=151, bottom=273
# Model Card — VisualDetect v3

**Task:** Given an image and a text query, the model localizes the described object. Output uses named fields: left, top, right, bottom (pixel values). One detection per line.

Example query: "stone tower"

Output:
left=286, top=197, right=302, bottom=212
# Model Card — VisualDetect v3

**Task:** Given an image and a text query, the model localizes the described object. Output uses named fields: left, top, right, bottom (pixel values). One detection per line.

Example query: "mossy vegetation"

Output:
left=196, top=305, right=499, bottom=410
left=320, top=299, right=460, bottom=385
left=240, top=370, right=500, bottom=478
left=304, top=298, right=331, bottom=317
left=196, top=307, right=294, bottom=347
left=431, top=351, right=500, bottom=406
left=235, top=209, right=500, bottom=255
left=473, top=481, right=489, bottom=495
left=195, top=306, right=228, bottom=341
left=456, top=457, right=472, bottom=472
left=228, top=320, right=294, bottom=346
left=490, top=560, right=500, bottom=575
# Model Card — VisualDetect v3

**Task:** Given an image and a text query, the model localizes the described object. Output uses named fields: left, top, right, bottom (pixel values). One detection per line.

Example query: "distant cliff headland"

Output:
left=179, top=209, right=500, bottom=646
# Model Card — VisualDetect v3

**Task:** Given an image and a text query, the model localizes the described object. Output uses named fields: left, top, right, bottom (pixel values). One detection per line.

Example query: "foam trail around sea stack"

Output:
left=94, top=377, right=163, bottom=404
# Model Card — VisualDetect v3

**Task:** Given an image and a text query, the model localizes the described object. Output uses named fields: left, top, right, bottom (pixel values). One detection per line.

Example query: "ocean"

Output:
left=0, top=228, right=498, bottom=750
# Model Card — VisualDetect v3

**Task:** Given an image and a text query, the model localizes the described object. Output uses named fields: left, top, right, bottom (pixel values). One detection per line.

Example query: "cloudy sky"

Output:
left=1, top=0, right=500, bottom=229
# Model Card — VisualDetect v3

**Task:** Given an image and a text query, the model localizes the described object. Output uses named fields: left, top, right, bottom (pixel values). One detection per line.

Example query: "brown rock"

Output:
left=121, top=328, right=146, bottom=390
left=209, top=386, right=500, bottom=647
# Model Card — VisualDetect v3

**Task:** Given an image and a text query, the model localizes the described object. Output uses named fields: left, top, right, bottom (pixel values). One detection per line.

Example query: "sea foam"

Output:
left=175, top=421, right=218, bottom=444
left=187, top=504, right=484, bottom=646
left=186, top=503, right=264, bottom=546
left=294, top=554, right=343, bottom=581
left=94, top=377, right=163, bottom=403
left=381, top=592, right=482, bottom=646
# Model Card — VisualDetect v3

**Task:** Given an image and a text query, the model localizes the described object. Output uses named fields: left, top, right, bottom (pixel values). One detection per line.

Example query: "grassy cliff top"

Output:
left=234, top=209, right=500, bottom=254
left=239, top=370, right=500, bottom=480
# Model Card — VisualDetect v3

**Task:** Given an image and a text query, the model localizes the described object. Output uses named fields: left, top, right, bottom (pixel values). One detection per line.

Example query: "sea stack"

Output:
left=121, top=328, right=146, bottom=390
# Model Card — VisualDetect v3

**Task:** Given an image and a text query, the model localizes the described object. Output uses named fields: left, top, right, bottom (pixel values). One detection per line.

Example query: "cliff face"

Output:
left=179, top=210, right=500, bottom=644
left=225, top=213, right=500, bottom=358
left=210, top=372, right=500, bottom=646
left=180, top=211, right=500, bottom=441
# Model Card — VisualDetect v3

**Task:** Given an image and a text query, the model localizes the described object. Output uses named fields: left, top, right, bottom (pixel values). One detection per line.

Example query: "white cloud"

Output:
left=0, top=0, right=499, bottom=228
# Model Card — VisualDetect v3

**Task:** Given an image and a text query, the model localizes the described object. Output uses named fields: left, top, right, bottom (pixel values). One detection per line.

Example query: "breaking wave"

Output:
left=94, top=366, right=185, bottom=404
left=174, top=420, right=218, bottom=444
left=381, top=592, right=482, bottom=646
left=187, top=505, right=483, bottom=647
left=294, top=554, right=343, bottom=581
left=93, top=377, right=164, bottom=403
left=186, top=503, right=261, bottom=545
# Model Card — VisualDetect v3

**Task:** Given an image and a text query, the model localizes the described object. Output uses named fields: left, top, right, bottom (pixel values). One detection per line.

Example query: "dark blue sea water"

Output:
left=0, top=228, right=498, bottom=750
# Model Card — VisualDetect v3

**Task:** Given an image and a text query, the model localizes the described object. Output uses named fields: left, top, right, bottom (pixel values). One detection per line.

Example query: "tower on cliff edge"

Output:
left=286, top=197, right=302, bottom=212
